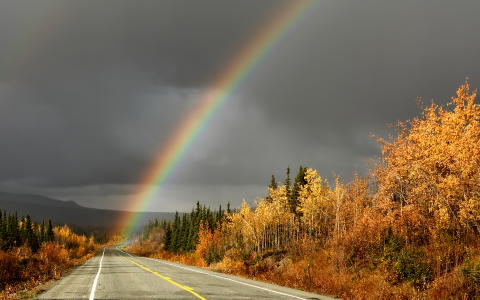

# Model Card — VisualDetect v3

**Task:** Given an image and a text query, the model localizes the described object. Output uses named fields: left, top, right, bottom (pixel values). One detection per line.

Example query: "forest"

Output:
left=129, top=82, right=480, bottom=299
left=132, top=203, right=229, bottom=256
left=0, top=211, right=100, bottom=299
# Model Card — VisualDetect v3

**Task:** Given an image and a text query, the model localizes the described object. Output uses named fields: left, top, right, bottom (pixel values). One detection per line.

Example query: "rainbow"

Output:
left=120, top=0, right=314, bottom=237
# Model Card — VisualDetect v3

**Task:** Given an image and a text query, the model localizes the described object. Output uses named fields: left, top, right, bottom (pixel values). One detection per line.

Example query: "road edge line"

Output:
left=89, top=248, right=105, bottom=300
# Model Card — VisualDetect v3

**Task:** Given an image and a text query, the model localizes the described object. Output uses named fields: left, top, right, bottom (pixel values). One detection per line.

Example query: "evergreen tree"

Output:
left=164, top=224, right=172, bottom=251
left=186, top=220, right=195, bottom=251
left=40, top=221, right=46, bottom=244
left=206, top=208, right=214, bottom=230
left=46, top=220, right=54, bottom=242
left=0, top=211, right=5, bottom=249
left=266, top=175, right=279, bottom=202
left=285, top=166, right=292, bottom=200
left=0, top=212, right=57, bottom=250
left=290, top=166, right=307, bottom=214
left=0, top=211, right=5, bottom=240
left=24, top=215, right=39, bottom=252
left=170, top=212, right=180, bottom=252
left=179, top=214, right=187, bottom=251
left=140, top=202, right=231, bottom=254
left=8, top=213, right=20, bottom=248
left=195, top=201, right=201, bottom=218
left=269, top=175, right=278, bottom=189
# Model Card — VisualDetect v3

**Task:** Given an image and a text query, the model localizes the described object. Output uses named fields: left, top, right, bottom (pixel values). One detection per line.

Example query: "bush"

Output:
left=462, top=255, right=480, bottom=285
left=37, top=242, right=70, bottom=278
left=195, top=223, right=224, bottom=265
left=0, top=250, right=21, bottom=287
left=394, top=249, right=432, bottom=288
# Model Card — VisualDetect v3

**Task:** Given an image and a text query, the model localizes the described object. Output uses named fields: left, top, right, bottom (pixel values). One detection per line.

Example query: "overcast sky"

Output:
left=1, top=0, right=480, bottom=212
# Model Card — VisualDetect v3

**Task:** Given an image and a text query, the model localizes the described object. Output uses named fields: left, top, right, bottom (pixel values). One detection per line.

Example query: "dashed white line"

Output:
left=116, top=248, right=309, bottom=300
left=89, top=248, right=105, bottom=300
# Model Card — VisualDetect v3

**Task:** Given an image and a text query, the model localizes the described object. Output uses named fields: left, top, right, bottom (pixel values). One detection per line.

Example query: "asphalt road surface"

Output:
left=36, top=247, right=335, bottom=300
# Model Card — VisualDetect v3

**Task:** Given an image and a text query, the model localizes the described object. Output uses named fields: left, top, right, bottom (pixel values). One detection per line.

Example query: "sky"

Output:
left=1, top=0, right=480, bottom=212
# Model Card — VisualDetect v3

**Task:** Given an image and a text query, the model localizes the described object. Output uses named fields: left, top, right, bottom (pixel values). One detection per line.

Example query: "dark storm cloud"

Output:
left=1, top=0, right=480, bottom=211
left=0, top=0, right=285, bottom=86
left=0, top=0, right=284, bottom=187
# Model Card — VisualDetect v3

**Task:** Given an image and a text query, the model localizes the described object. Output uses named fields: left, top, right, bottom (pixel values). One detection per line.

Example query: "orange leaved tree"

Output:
left=375, top=81, right=480, bottom=242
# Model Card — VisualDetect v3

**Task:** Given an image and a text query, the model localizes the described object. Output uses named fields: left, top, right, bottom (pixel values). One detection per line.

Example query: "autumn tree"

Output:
left=266, top=175, right=279, bottom=203
left=375, top=80, right=480, bottom=239
left=344, top=173, right=371, bottom=229
left=223, top=184, right=298, bottom=256
left=298, top=169, right=332, bottom=242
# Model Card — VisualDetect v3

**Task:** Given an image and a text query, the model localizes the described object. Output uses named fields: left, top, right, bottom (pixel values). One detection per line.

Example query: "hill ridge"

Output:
left=0, top=191, right=175, bottom=232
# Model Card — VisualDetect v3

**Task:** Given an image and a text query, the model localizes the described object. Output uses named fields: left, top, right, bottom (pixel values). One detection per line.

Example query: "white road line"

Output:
left=116, top=248, right=308, bottom=300
left=89, top=248, right=105, bottom=300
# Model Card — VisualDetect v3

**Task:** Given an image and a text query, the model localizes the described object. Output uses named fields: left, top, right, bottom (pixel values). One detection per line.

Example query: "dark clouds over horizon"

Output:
left=1, top=0, right=480, bottom=211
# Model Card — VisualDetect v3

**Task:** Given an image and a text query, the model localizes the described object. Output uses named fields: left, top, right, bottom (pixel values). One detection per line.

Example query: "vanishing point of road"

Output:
left=36, top=247, right=334, bottom=300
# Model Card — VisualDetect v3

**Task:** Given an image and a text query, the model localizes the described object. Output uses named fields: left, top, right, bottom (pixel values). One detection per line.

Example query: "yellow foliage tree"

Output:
left=298, top=169, right=332, bottom=241
left=225, top=186, right=296, bottom=254
left=376, top=81, right=480, bottom=236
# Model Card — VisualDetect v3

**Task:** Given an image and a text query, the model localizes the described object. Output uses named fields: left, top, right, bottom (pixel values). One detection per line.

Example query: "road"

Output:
left=36, top=247, right=334, bottom=300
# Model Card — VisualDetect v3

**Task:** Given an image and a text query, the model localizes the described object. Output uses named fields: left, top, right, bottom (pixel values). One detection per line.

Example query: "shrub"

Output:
left=462, top=254, right=480, bottom=287
left=393, top=249, right=432, bottom=288
left=0, top=250, right=21, bottom=287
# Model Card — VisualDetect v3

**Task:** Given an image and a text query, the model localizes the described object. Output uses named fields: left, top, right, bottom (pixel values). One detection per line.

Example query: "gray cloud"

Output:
left=1, top=0, right=480, bottom=211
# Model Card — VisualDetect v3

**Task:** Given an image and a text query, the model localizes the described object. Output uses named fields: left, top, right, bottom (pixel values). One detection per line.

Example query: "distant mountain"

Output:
left=0, top=191, right=175, bottom=232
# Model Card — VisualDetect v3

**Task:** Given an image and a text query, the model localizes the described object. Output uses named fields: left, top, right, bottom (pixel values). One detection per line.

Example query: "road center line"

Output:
left=117, top=248, right=307, bottom=300
left=89, top=248, right=105, bottom=300
left=124, top=256, right=207, bottom=300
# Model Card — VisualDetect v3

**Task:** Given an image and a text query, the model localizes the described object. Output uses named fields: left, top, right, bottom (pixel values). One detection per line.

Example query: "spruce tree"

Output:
left=206, top=208, right=213, bottom=230
left=186, top=220, right=195, bottom=251
left=269, top=175, right=278, bottom=189
left=290, top=166, right=307, bottom=214
left=216, top=204, right=223, bottom=222
left=40, top=221, right=46, bottom=244
left=0, top=211, right=4, bottom=241
left=46, top=220, right=54, bottom=242
left=266, top=174, right=279, bottom=202
left=195, top=201, right=201, bottom=218
left=24, top=215, right=39, bottom=252
left=285, top=166, right=292, bottom=200
left=179, top=214, right=188, bottom=251
left=164, top=224, right=172, bottom=250
left=0, top=211, right=5, bottom=249
left=171, top=212, right=180, bottom=252
left=8, top=213, right=20, bottom=247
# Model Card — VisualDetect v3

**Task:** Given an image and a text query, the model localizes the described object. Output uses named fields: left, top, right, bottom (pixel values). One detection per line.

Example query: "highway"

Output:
left=36, top=247, right=334, bottom=300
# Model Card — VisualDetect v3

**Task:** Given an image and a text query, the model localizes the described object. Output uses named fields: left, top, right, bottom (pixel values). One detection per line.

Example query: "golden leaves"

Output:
left=375, top=80, right=480, bottom=233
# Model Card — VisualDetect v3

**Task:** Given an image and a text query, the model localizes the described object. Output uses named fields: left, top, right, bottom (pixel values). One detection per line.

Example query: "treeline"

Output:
left=268, top=166, right=307, bottom=215
left=141, top=202, right=231, bottom=253
left=142, top=166, right=307, bottom=253
left=0, top=210, right=99, bottom=298
left=139, top=166, right=309, bottom=256
left=0, top=211, right=54, bottom=252
left=131, top=82, right=480, bottom=299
